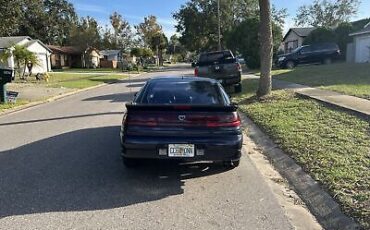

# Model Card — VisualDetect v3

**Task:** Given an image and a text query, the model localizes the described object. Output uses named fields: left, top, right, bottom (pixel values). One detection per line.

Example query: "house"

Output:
left=282, top=28, right=316, bottom=53
left=348, top=22, right=370, bottom=63
left=0, top=36, right=51, bottom=73
left=48, top=45, right=100, bottom=69
left=100, top=50, right=122, bottom=68
left=48, top=45, right=83, bottom=69
left=85, top=47, right=100, bottom=68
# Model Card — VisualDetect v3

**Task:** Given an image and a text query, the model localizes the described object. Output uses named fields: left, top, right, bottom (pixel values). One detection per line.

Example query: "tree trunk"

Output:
left=16, top=61, right=22, bottom=80
left=21, top=61, right=27, bottom=80
left=257, top=0, right=273, bottom=97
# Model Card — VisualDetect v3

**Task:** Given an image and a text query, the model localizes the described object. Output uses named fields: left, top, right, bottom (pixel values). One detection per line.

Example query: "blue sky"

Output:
left=70, top=0, right=370, bottom=37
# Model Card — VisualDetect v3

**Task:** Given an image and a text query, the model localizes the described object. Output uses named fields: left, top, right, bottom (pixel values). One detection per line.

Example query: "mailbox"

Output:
left=0, top=68, right=14, bottom=103
left=0, top=68, right=14, bottom=83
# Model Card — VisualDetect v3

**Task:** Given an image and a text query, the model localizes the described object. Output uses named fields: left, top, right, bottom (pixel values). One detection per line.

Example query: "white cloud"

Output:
left=75, top=3, right=109, bottom=14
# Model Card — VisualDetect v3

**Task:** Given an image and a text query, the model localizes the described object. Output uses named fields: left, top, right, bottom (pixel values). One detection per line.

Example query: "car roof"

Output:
left=148, top=76, right=218, bottom=84
left=200, top=50, right=231, bottom=55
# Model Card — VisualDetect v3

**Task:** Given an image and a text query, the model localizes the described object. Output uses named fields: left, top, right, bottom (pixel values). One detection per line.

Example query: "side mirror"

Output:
left=191, top=62, right=197, bottom=68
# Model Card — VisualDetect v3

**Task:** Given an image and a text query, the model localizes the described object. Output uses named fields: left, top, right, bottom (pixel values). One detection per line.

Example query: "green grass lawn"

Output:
left=48, top=73, right=127, bottom=89
left=1, top=73, right=127, bottom=113
left=54, top=68, right=122, bottom=73
left=272, top=63, right=370, bottom=100
left=234, top=78, right=370, bottom=228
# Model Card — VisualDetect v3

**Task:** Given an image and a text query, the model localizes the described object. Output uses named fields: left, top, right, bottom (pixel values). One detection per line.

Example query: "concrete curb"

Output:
left=239, top=113, right=361, bottom=230
left=0, top=82, right=110, bottom=117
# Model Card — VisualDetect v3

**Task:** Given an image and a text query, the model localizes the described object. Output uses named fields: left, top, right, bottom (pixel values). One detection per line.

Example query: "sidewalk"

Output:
left=272, top=79, right=370, bottom=117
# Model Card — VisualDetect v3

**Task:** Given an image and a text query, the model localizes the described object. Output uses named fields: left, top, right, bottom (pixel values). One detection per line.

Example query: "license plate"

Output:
left=168, top=144, right=195, bottom=157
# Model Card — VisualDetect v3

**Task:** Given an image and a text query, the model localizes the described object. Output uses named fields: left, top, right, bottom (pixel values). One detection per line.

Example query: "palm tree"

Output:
left=0, top=45, right=39, bottom=80
left=257, top=0, right=273, bottom=97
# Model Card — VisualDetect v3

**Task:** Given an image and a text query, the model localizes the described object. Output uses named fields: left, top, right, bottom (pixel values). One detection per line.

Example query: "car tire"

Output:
left=323, top=58, right=332, bottom=65
left=122, top=156, right=139, bottom=168
left=234, top=84, right=242, bottom=93
left=286, top=61, right=295, bottom=69
left=223, top=160, right=240, bottom=168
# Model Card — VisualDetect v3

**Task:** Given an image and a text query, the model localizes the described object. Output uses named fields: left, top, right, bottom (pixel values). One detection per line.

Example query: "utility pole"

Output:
left=217, top=0, right=221, bottom=51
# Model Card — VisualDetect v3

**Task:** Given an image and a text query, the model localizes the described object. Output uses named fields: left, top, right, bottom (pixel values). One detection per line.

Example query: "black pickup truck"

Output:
left=194, top=50, right=242, bottom=93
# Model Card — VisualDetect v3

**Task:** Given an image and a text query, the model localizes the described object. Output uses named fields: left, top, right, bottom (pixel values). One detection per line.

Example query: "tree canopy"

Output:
left=173, top=0, right=260, bottom=52
left=68, top=17, right=101, bottom=49
left=0, top=0, right=77, bottom=45
left=101, top=12, right=133, bottom=50
left=295, top=0, right=360, bottom=27
left=135, top=15, right=163, bottom=48
left=173, top=0, right=286, bottom=53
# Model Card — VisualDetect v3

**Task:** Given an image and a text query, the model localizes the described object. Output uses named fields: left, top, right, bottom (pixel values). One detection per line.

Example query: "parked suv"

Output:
left=194, top=50, right=242, bottom=93
left=277, top=43, right=341, bottom=69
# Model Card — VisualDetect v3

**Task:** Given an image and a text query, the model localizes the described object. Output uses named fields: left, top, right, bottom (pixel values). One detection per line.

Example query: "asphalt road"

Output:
left=0, top=68, right=294, bottom=229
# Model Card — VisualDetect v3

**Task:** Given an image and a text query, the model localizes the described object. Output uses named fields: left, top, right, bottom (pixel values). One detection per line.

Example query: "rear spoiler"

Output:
left=197, top=58, right=237, bottom=67
left=125, top=103, right=238, bottom=112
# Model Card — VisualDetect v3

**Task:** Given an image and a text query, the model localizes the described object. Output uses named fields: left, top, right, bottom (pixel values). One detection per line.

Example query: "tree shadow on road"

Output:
left=0, top=126, right=229, bottom=218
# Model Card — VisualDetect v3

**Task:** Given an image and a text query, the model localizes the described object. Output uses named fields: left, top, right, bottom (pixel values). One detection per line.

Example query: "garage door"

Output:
left=356, top=36, right=370, bottom=63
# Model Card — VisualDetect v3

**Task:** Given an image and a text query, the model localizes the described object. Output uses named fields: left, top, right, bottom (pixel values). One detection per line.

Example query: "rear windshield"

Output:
left=198, top=51, right=235, bottom=65
left=138, top=81, right=224, bottom=105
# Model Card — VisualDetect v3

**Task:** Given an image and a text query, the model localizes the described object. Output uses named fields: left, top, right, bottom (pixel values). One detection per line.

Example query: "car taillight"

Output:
left=194, top=67, right=199, bottom=76
left=127, top=120, right=158, bottom=126
left=236, top=63, right=241, bottom=71
left=126, top=115, right=158, bottom=127
left=127, top=112, right=241, bottom=128
left=205, top=112, right=241, bottom=128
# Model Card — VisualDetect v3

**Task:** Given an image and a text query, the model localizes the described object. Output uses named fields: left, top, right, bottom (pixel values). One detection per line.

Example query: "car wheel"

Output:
left=234, top=83, right=242, bottom=93
left=122, top=156, right=139, bottom=168
left=286, top=61, right=295, bottom=69
left=223, top=160, right=240, bottom=168
left=323, top=58, right=332, bottom=65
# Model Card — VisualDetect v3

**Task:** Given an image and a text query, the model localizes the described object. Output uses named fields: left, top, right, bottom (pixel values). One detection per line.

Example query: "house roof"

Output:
left=0, top=36, right=51, bottom=53
left=349, top=23, right=370, bottom=36
left=0, top=36, right=31, bottom=48
left=283, top=28, right=316, bottom=41
left=47, top=45, right=84, bottom=55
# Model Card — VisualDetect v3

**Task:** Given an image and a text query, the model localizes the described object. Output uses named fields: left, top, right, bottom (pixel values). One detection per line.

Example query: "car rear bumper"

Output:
left=121, top=135, right=243, bottom=162
left=220, top=74, right=241, bottom=86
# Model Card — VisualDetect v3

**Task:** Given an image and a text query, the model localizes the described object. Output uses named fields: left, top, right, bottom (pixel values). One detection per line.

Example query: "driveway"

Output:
left=0, top=69, right=294, bottom=229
